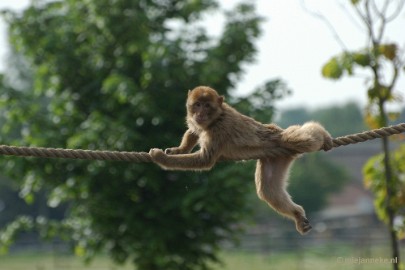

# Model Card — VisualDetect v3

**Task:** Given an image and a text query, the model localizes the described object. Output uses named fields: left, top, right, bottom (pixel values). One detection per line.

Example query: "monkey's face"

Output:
left=189, top=100, right=217, bottom=125
left=187, top=87, right=223, bottom=128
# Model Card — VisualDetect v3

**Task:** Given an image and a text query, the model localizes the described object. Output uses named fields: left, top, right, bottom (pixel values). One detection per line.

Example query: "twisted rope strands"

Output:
left=0, top=123, right=403, bottom=162
left=0, top=145, right=152, bottom=162
left=332, top=123, right=405, bottom=148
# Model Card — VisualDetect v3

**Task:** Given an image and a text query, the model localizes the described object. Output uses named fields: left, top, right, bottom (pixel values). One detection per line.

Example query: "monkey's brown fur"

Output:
left=150, top=86, right=333, bottom=234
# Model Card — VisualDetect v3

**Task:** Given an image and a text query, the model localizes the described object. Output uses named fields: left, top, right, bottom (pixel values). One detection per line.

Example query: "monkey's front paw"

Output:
left=149, top=148, right=166, bottom=161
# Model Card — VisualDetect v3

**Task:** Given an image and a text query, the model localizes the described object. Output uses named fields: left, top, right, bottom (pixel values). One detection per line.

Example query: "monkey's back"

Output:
left=206, top=103, right=284, bottom=160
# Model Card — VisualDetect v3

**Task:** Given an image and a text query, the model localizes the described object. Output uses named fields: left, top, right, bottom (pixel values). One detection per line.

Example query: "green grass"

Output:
left=0, top=247, right=400, bottom=270
left=0, top=252, right=130, bottom=270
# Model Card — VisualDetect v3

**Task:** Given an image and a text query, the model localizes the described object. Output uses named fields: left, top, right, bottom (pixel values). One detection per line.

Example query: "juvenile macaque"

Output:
left=149, top=86, right=332, bottom=234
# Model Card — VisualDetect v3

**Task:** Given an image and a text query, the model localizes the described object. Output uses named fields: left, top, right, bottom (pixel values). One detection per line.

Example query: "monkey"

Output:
left=149, top=86, right=333, bottom=234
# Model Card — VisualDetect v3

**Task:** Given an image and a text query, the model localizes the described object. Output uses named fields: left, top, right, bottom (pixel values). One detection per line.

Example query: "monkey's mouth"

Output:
left=195, top=116, right=209, bottom=124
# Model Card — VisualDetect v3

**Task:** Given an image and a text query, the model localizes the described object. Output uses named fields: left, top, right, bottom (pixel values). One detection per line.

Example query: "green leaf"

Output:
left=378, top=43, right=397, bottom=60
left=321, top=57, right=343, bottom=79
left=363, top=146, right=405, bottom=235
left=341, top=52, right=354, bottom=75
left=352, top=52, right=370, bottom=67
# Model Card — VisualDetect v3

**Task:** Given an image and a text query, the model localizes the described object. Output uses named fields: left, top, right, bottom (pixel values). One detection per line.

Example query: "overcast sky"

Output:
left=0, top=0, right=404, bottom=109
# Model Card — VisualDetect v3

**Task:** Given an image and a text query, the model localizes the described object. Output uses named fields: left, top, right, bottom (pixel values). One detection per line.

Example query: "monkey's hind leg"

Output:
left=255, top=157, right=312, bottom=235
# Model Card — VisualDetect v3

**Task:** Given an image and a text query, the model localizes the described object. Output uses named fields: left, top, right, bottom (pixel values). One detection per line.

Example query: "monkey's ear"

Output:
left=218, top=95, right=224, bottom=105
left=188, top=89, right=192, bottom=96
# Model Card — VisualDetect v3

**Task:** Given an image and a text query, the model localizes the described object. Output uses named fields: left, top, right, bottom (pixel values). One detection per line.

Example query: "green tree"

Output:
left=232, top=79, right=291, bottom=123
left=321, top=1, right=405, bottom=268
left=311, top=102, right=367, bottom=137
left=0, top=1, right=287, bottom=269
left=278, top=102, right=367, bottom=136
left=289, top=153, right=348, bottom=213
left=364, top=145, right=405, bottom=238
left=277, top=107, right=311, bottom=128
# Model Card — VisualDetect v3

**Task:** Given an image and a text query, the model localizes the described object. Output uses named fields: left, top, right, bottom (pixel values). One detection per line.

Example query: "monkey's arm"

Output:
left=165, top=129, right=199, bottom=154
left=149, top=148, right=217, bottom=171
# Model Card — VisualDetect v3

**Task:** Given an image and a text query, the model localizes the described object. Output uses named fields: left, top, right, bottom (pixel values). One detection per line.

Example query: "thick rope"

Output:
left=0, top=146, right=152, bottom=162
left=332, top=123, right=405, bottom=147
left=0, top=123, right=403, bottom=162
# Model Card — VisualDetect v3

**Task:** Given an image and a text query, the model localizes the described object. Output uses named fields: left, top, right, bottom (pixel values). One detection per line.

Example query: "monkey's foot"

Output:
left=296, top=217, right=312, bottom=235
left=165, top=147, right=183, bottom=155
left=149, top=148, right=166, bottom=161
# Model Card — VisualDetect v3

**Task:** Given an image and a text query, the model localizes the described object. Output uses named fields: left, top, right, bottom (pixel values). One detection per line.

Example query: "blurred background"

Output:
left=0, top=0, right=404, bottom=269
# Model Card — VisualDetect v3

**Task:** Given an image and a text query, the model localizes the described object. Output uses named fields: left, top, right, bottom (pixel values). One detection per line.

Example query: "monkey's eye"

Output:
left=204, top=103, right=211, bottom=109
left=194, top=102, right=201, bottom=108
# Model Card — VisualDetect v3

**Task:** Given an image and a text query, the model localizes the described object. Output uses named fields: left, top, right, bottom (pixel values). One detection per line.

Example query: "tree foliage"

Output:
left=278, top=102, right=367, bottom=137
left=0, top=1, right=289, bottom=269
left=320, top=0, right=405, bottom=268
left=321, top=1, right=404, bottom=128
left=364, top=145, right=405, bottom=237
left=289, top=154, right=348, bottom=213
